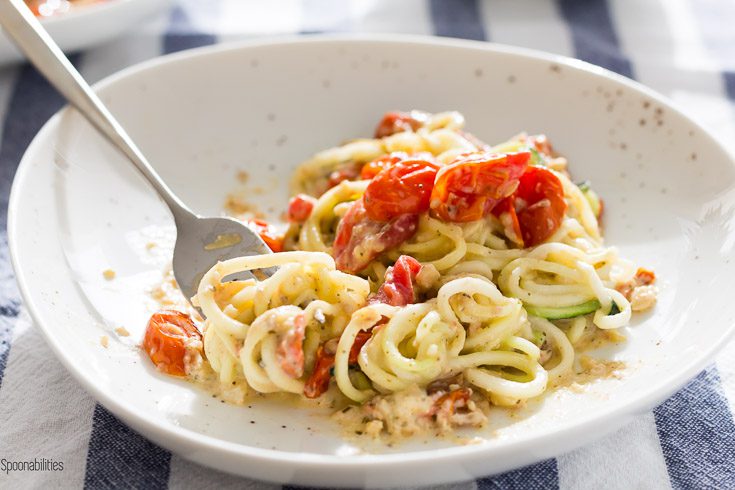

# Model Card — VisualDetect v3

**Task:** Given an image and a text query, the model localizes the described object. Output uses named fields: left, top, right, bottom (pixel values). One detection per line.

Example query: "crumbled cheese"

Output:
left=630, top=285, right=657, bottom=311
left=415, top=264, right=440, bottom=289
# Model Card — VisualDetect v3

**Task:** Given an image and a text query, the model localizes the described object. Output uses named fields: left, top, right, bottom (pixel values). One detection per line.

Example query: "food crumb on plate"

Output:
left=115, top=327, right=130, bottom=337
left=102, top=269, right=116, bottom=280
left=224, top=193, right=265, bottom=219
left=100, top=335, right=109, bottom=348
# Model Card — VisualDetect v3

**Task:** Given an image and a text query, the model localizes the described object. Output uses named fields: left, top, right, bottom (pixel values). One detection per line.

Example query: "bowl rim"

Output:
left=8, top=34, right=735, bottom=470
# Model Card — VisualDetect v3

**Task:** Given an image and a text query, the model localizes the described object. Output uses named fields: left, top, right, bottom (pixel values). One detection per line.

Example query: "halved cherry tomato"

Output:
left=276, top=314, right=306, bottom=378
left=360, top=152, right=436, bottom=180
left=363, top=160, right=439, bottom=222
left=144, top=310, right=202, bottom=376
left=513, top=166, right=567, bottom=246
left=492, top=197, right=523, bottom=246
left=333, top=197, right=419, bottom=273
left=360, top=153, right=409, bottom=180
left=430, top=152, right=530, bottom=222
left=248, top=219, right=284, bottom=252
left=350, top=330, right=374, bottom=363
left=370, top=255, right=423, bottom=306
left=303, top=330, right=374, bottom=398
left=374, top=111, right=427, bottom=138
left=304, top=345, right=333, bottom=399
left=287, top=194, right=316, bottom=223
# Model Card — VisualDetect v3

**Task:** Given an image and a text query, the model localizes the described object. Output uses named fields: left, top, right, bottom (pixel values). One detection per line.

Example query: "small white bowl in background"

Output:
left=0, top=0, right=171, bottom=65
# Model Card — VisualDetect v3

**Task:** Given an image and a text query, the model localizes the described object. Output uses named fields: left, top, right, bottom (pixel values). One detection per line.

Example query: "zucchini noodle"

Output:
left=181, top=110, right=657, bottom=439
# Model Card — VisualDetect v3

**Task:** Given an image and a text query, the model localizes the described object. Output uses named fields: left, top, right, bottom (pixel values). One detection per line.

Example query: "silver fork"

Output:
left=0, top=0, right=273, bottom=305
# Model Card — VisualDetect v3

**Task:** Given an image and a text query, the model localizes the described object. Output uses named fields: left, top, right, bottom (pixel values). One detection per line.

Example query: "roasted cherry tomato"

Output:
left=363, top=160, right=438, bottom=222
left=491, top=197, right=523, bottom=246
left=513, top=166, right=567, bottom=246
left=303, top=345, right=334, bottom=399
left=144, top=310, right=202, bottom=376
left=360, top=153, right=409, bottom=180
left=350, top=330, right=374, bottom=363
left=248, top=219, right=284, bottom=252
left=303, top=330, right=374, bottom=398
left=430, top=152, right=530, bottom=222
left=287, top=194, right=316, bottom=223
left=374, top=111, right=427, bottom=138
left=276, top=314, right=306, bottom=379
left=360, top=152, right=436, bottom=180
left=370, top=255, right=423, bottom=306
left=333, top=198, right=419, bottom=273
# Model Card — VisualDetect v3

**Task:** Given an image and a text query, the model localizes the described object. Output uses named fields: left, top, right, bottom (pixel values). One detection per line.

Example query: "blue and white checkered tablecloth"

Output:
left=1, top=0, right=734, bottom=488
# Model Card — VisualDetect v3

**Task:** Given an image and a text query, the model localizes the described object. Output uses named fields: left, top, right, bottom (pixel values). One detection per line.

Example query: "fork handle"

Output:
left=0, top=0, right=196, bottom=221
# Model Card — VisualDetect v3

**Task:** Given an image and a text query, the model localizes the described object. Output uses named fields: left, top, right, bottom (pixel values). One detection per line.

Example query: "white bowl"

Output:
left=9, top=36, right=735, bottom=487
left=0, top=0, right=171, bottom=65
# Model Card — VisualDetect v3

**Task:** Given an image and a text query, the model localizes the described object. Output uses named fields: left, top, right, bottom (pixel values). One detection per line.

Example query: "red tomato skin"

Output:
left=635, top=268, right=656, bottom=285
left=276, top=314, right=306, bottom=379
left=303, top=330, right=374, bottom=398
left=514, top=167, right=567, bottom=246
left=333, top=198, right=419, bottom=273
left=430, top=152, right=530, bottom=222
left=360, top=152, right=437, bottom=180
left=144, top=310, right=202, bottom=376
left=303, top=346, right=334, bottom=399
left=349, top=330, right=374, bottom=363
left=332, top=197, right=367, bottom=262
left=374, top=111, right=427, bottom=138
left=360, top=153, right=408, bottom=180
left=248, top=219, right=284, bottom=252
left=492, top=197, right=524, bottom=247
left=287, top=194, right=316, bottom=223
left=363, top=160, right=438, bottom=222
left=370, top=255, right=423, bottom=306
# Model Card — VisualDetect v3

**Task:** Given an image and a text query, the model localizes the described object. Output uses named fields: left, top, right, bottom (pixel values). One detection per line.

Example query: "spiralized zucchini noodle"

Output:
left=144, top=110, right=658, bottom=437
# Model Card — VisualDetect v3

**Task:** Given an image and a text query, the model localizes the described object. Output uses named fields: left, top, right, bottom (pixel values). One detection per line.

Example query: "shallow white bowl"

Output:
left=0, top=0, right=171, bottom=65
left=9, top=36, right=735, bottom=487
